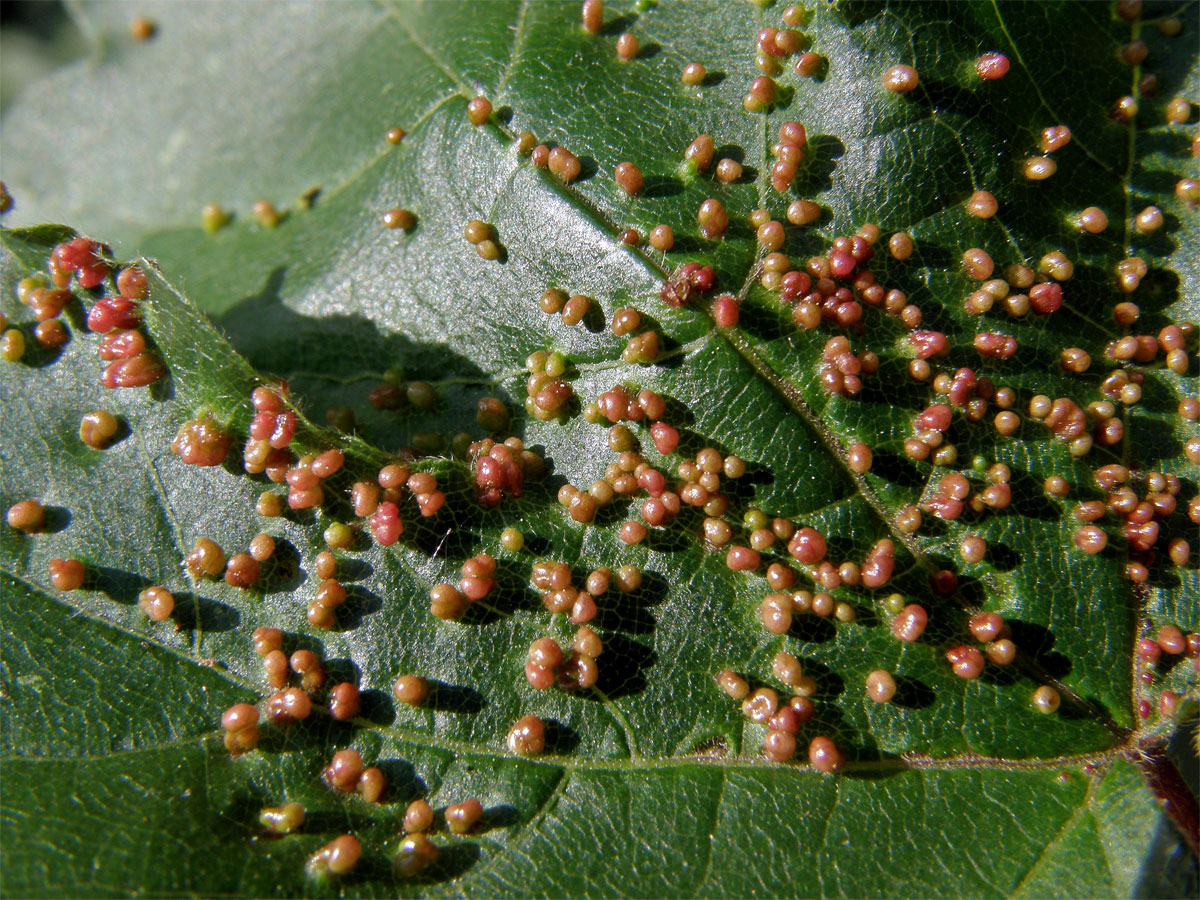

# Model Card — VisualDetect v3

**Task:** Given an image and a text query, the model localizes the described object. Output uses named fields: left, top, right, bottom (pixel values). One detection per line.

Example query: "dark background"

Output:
left=0, top=0, right=84, bottom=112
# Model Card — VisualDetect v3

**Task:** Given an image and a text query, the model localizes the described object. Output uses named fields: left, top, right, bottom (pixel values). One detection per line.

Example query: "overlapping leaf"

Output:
left=1, top=1, right=1197, bottom=896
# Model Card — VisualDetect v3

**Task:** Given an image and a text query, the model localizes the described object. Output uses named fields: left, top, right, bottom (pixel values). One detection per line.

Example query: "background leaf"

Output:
left=1, top=0, right=1198, bottom=896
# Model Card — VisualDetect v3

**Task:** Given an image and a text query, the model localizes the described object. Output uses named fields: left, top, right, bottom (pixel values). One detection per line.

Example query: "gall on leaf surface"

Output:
left=1, top=1, right=1198, bottom=897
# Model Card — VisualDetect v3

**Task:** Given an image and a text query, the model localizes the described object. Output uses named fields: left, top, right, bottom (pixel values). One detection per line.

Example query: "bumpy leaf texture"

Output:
left=0, top=1, right=1198, bottom=896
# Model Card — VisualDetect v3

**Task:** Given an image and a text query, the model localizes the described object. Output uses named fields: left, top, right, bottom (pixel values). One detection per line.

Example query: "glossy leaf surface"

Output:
left=1, top=1, right=1197, bottom=896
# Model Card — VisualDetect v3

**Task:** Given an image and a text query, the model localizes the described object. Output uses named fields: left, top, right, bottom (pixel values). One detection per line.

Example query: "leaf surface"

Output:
left=1, top=1, right=1198, bottom=896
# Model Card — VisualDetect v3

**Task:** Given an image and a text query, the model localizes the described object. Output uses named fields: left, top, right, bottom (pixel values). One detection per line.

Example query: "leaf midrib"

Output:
left=10, top=0, right=1171, bottom=779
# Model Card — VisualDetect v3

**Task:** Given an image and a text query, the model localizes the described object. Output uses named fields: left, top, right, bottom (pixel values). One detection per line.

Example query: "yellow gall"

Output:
left=1023, top=157, right=1057, bottom=180
left=883, top=65, right=919, bottom=93
left=466, top=97, right=492, bottom=126
left=966, top=191, right=998, bottom=218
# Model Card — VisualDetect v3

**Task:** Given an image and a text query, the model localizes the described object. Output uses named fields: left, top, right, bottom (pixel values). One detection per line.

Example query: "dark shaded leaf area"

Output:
left=1, top=1, right=1198, bottom=896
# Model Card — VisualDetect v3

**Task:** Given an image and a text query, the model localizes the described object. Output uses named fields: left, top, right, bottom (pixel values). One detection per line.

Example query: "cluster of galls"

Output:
left=922, top=467, right=1012, bottom=525
left=660, top=262, right=716, bottom=308
left=1103, top=322, right=1192, bottom=377
left=592, top=0, right=822, bottom=93
left=524, top=627, right=604, bottom=692
left=1027, top=394, right=1099, bottom=458
left=802, top=528, right=895, bottom=591
left=552, top=458, right=626, bottom=529
left=242, top=374, right=449, bottom=546
left=717, top=477, right=1076, bottom=697
left=247, top=737, right=483, bottom=878
left=719, top=593, right=1060, bottom=770
left=425, top=553, right=497, bottom=620
left=254, top=626, right=360, bottom=732
left=544, top=289, right=663, bottom=366
left=940, top=610, right=1015, bottom=677
left=243, top=383, right=299, bottom=477
left=1135, top=624, right=1200, bottom=723
left=470, top=437, right=544, bottom=507
left=85, top=265, right=166, bottom=389
left=567, top=407, right=749, bottom=543
left=11, top=274, right=72, bottom=354
left=367, top=377, right=438, bottom=413
left=51, top=235, right=110, bottom=289
left=749, top=10, right=826, bottom=106
left=324, top=748, right=386, bottom=803
left=305, top=788, right=487, bottom=878
left=769, top=219, right=1101, bottom=429
left=588, top=383, right=667, bottom=427
left=660, top=449, right=747, bottom=547
left=6, top=240, right=167, bottom=388
left=714, top=666, right=843, bottom=772
left=584, top=381, right=677, bottom=456
left=763, top=220, right=931, bottom=342
left=818, top=336, right=878, bottom=397
left=362, top=465, right=446, bottom=543
left=525, top=349, right=575, bottom=422
left=187, top=535, right=266, bottom=591
left=1018, top=307, right=1196, bottom=461
left=463, top=218, right=503, bottom=262
left=1061, top=464, right=1194, bottom=587
left=945, top=611, right=1065, bottom=716
left=514, top=128, right=582, bottom=183
left=905, top=394, right=1000, bottom=469
left=769, top=121, right=808, bottom=193
left=282, top=448, right=345, bottom=512
left=258, top=631, right=321, bottom=697
left=775, top=521, right=896, bottom=597
left=536, top=559, right=631, bottom=625
left=758, top=585, right=860, bottom=636
left=539, top=287, right=592, bottom=326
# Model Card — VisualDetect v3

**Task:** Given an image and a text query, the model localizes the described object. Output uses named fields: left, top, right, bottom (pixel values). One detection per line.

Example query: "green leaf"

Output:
left=1, top=1, right=1198, bottom=896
